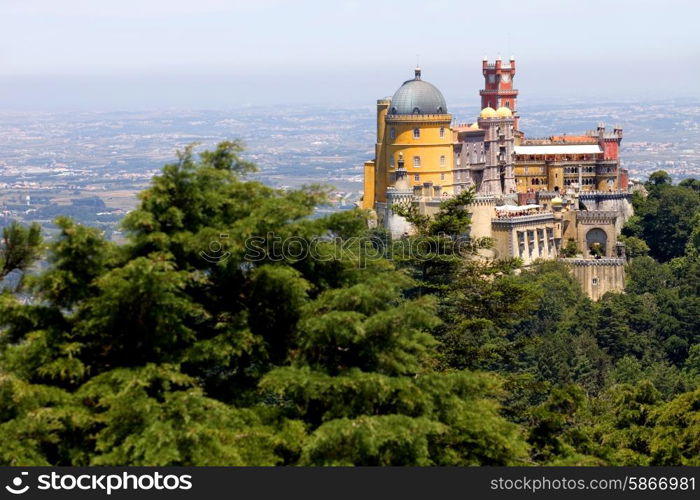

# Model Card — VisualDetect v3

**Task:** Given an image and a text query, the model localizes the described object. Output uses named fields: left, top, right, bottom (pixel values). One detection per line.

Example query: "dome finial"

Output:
left=414, top=66, right=421, bottom=80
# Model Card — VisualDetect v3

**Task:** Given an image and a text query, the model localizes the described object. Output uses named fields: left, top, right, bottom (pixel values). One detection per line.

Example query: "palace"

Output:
left=361, top=57, right=632, bottom=300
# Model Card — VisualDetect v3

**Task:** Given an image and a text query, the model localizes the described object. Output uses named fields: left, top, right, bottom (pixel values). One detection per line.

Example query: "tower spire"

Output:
left=480, top=56, right=519, bottom=129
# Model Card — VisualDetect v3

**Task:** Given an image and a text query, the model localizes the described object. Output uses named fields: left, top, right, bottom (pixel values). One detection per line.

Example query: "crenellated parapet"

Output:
left=574, top=210, right=618, bottom=224
left=577, top=193, right=633, bottom=231
left=471, top=194, right=499, bottom=206
left=578, top=191, right=631, bottom=200
left=561, top=258, right=625, bottom=266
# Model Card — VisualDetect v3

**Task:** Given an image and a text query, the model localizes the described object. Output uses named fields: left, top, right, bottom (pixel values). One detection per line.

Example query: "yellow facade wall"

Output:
left=513, top=163, right=547, bottom=193
left=382, top=117, right=454, bottom=199
left=362, top=160, right=375, bottom=210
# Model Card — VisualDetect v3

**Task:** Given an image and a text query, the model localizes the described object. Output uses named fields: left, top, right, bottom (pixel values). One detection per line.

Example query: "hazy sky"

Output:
left=1, top=0, right=699, bottom=110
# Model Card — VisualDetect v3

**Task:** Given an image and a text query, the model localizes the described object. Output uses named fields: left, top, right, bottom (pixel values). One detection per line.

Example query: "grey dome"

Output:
left=389, top=68, right=447, bottom=115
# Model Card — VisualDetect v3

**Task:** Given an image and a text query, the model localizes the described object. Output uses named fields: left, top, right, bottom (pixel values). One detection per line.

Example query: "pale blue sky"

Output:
left=1, top=0, right=698, bottom=109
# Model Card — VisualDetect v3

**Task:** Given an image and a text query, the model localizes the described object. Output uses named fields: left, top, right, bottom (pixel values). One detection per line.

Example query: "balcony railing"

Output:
left=385, top=114, right=452, bottom=122
left=492, top=213, right=555, bottom=225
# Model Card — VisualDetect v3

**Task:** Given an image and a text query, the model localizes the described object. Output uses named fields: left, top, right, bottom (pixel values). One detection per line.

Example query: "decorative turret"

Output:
left=394, top=153, right=410, bottom=191
left=480, top=56, right=519, bottom=129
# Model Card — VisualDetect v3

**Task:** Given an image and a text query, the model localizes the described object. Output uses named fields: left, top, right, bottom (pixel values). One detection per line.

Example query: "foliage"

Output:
left=561, top=238, right=580, bottom=258
left=647, top=170, right=672, bottom=186
left=0, top=221, right=42, bottom=281
left=0, top=142, right=525, bottom=466
left=589, top=242, right=604, bottom=258
left=1, top=158, right=698, bottom=466
left=391, top=187, right=491, bottom=296
left=623, top=175, right=700, bottom=262
left=619, top=235, right=649, bottom=259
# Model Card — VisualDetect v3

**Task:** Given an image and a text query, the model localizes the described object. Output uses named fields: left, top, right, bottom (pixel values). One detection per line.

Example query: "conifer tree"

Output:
left=0, top=221, right=42, bottom=281
left=0, top=142, right=529, bottom=466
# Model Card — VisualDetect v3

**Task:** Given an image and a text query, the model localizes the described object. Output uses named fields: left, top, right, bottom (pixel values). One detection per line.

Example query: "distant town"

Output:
left=0, top=100, right=698, bottom=240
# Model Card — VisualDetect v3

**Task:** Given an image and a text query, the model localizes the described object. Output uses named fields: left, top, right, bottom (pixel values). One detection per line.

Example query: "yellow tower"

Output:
left=362, top=68, right=453, bottom=208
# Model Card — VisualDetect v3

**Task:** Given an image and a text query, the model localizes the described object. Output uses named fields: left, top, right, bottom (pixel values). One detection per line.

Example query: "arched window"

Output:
left=413, top=107, right=420, bottom=114
left=413, top=128, right=420, bottom=139
left=439, top=127, right=445, bottom=138
left=440, top=155, right=446, bottom=167
left=390, top=156, right=395, bottom=168
left=414, top=174, right=420, bottom=181
left=413, top=156, right=421, bottom=168
left=586, top=228, right=608, bottom=257
left=389, top=127, right=396, bottom=139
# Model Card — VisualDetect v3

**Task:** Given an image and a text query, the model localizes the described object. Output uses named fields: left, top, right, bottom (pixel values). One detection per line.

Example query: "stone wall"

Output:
left=572, top=210, right=618, bottom=257
left=562, top=258, right=625, bottom=301
left=468, top=196, right=498, bottom=239
left=578, top=192, right=633, bottom=233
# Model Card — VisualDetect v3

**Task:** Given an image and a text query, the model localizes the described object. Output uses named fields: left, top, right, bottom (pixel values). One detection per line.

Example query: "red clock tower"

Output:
left=480, top=56, right=519, bottom=129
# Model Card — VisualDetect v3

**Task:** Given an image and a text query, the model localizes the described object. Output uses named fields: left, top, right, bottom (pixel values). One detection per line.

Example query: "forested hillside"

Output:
left=0, top=144, right=698, bottom=466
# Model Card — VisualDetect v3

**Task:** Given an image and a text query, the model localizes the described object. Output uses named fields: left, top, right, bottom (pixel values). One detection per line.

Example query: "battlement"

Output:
left=574, top=210, right=618, bottom=223
left=578, top=191, right=631, bottom=200
left=482, top=57, right=515, bottom=70
left=561, top=258, right=625, bottom=267
left=470, top=194, right=499, bottom=206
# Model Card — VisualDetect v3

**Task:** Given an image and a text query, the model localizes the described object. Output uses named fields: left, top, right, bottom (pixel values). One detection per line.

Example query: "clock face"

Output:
left=501, top=74, right=510, bottom=83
